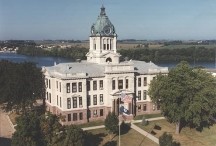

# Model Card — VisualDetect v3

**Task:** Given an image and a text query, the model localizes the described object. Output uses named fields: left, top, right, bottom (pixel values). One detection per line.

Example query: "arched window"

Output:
left=106, top=57, right=112, bottom=62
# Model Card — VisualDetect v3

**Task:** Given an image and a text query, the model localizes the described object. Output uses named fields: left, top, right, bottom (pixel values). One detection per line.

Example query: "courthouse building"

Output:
left=43, top=6, right=168, bottom=125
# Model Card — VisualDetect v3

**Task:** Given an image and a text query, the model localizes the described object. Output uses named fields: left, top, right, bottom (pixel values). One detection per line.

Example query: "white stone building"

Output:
left=43, top=6, right=168, bottom=125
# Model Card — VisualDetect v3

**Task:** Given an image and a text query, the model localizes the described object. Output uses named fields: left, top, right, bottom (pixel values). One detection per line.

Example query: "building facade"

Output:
left=43, top=6, right=168, bottom=125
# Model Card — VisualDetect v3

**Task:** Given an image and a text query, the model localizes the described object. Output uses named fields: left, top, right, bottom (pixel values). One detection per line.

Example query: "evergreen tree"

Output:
left=11, top=111, right=45, bottom=146
left=63, top=125, right=85, bottom=146
left=40, top=113, right=65, bottom=146
left=104, top=112, right=119, bottom=139
left=159, top=132, right=180, bottom=146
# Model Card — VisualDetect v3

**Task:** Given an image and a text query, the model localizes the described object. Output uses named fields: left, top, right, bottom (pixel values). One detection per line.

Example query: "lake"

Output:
left=0, top=53, right=215, bottom=69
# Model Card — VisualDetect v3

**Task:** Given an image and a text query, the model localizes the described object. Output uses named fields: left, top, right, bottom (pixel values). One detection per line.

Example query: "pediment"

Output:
left=100, top=52, right=120, bottom=57
left=72, top=94, right=81, bottom=98
left=110, top=89, right=134, bottom=96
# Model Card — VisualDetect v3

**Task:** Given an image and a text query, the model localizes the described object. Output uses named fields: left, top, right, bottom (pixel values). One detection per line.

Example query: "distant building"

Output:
left=206, top=68, right=216, bottom=77
left=43, top=6, right=168, bottom=125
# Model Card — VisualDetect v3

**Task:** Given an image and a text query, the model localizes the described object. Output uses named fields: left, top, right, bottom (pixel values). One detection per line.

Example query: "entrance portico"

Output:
left=110, top=90, right=134, bottom=121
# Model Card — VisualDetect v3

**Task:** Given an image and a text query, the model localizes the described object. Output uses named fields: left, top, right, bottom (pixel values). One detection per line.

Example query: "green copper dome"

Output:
left=91, top=6, right=116, bottom=36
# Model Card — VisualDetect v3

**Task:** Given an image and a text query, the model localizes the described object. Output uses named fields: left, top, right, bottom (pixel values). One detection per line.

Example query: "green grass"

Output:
left=79, top=120, right=104, bottom=128
left=85, top=128, right=158, bottom=146
left=134, top=113, right=163, bottom=120
left=135, top=119, right=216, bottom=146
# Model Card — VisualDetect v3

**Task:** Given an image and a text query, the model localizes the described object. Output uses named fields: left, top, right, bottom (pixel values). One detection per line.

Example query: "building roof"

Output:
left=91, top=6, right=116, bottom=36
left=44, top=60, right=168, bottom=79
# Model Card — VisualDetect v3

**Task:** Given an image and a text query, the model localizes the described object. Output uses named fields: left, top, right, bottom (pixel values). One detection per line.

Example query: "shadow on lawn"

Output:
left=120, top=122, right=131, bottom=135
left=103, top=140, right=117, bottom=146
left=0, top=137, right=11, bottom=146
left=84, top=132, right=107, bottom=146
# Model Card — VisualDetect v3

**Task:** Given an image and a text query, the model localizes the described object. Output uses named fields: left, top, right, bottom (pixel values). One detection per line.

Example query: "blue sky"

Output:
left=0, top=0, right=216, bottom=40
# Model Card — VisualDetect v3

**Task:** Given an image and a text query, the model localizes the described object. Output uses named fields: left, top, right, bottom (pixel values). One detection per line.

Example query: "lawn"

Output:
left=79, top=120, right=104, bottom=128
left=85, top=128, right=158, bottom=146
left=135, top=119, right=216, bottom=146
left=133, top=113, right=163, bottom=120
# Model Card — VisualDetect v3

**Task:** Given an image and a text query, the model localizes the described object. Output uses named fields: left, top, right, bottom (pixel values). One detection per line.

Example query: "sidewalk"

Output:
left=0, top=109, right=15, bottom=138
left=82, top=117, right=165, bottom=145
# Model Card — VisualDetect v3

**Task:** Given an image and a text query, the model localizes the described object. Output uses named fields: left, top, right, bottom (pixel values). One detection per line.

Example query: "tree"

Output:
left=159, top=132, right=180, bottom=146
left=40, top=113, right=65, bottom=146
left=63, top=125, right=85, bottom=146
left=104, top=112, right=119, bottom=139
left=11, top=111, right=45, bottom=146
left=148, top=61, right=216, bottom=134
left=0, top=60, right=45, bottom=112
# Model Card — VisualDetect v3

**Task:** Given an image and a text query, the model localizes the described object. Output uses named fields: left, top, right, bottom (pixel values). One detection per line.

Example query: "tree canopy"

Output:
left=0, top=60, right=45, bottom=112
left=63, top=125, right=85, bottom=146
left=148, top=61, right=216, bottom=134
left=11, top=111, right=86, bottom=146
left=11, top=111, right=44, bottom=146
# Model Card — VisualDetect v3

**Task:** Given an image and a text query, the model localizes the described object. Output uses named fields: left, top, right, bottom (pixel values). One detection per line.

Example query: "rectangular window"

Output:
left=66, top=83, right=70, bottom=93
left=87, top=81, right=90, bottom=91
left=49, top=93, right=51, bottom=103
left=143, top=104, right=147, bottom=111
left=118, top=80, right=123, bottom=89
left=73, top=113, right=77, bottom=121
left=100, top=94, right=103, bottom=103
left=99, top=80, right=103, bottom=89
left=93, top=95, right=97, bottom=105
left=48, top=79, right=51, bottom=89
left=94, top=44, right=96, bottom=50
left=138, top=77, right=141, bottom=87
left=103, top=44, right=106, bottom=50
left=107, top=44, right=109, bottom=50
left=79, top=97, right=82, bottom=107
left=143, top=90, right=147, bottom=100
left=112, top=80, right=115, bottom=90
left=87, top=110, right=91, bottom=118
left=87, top=95, right=91, bottom=106
left=56, top=81, right=58, bottom=89
left=78, top=82, right=82, bottom=92
left=73, top=97, right=77, bottom=108
left=67, top=98, right=71, bottom=109
left=68, top=114, right=71, bottom=121
left=59, top=82, right=61, bottom=92
left=126, top=79, right=129, bottom=89
left=45, top=78, right=48, bottom=88
left=138, top=91, right=141, bottom=100
left=144, top=77, right=147, bottom=86
left=100, top=109, right=103, bottom=116
left=138, top=105, right=141, bottom=111
left=46, top=92, right=48, bottom=100
left=60, top=97, right=62, bottom=107
left=72, top=83, right=77, bottom=93
left=79, top=113, right=83, bottom=120
left=93, top=110, right=97, bottom=116
left=57, top=95, right=58, bottom=105
left=93, top=81, right=97, bottom=90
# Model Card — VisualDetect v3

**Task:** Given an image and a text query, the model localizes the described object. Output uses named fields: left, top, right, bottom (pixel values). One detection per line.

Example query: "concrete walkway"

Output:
left=82, top=117, right=165, bottom=145
left=131, top=123, right=159, bottom=144
left=0, top=109, right=15, bottom=138
left=82, top=125, right=105, bottom=131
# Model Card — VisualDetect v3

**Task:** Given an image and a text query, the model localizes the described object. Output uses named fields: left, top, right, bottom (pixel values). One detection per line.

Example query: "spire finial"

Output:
left=100, top=5, right=106, bottom=16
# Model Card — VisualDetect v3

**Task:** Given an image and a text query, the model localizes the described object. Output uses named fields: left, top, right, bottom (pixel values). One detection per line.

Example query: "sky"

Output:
left=0, top=0, right=216, bottom=40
